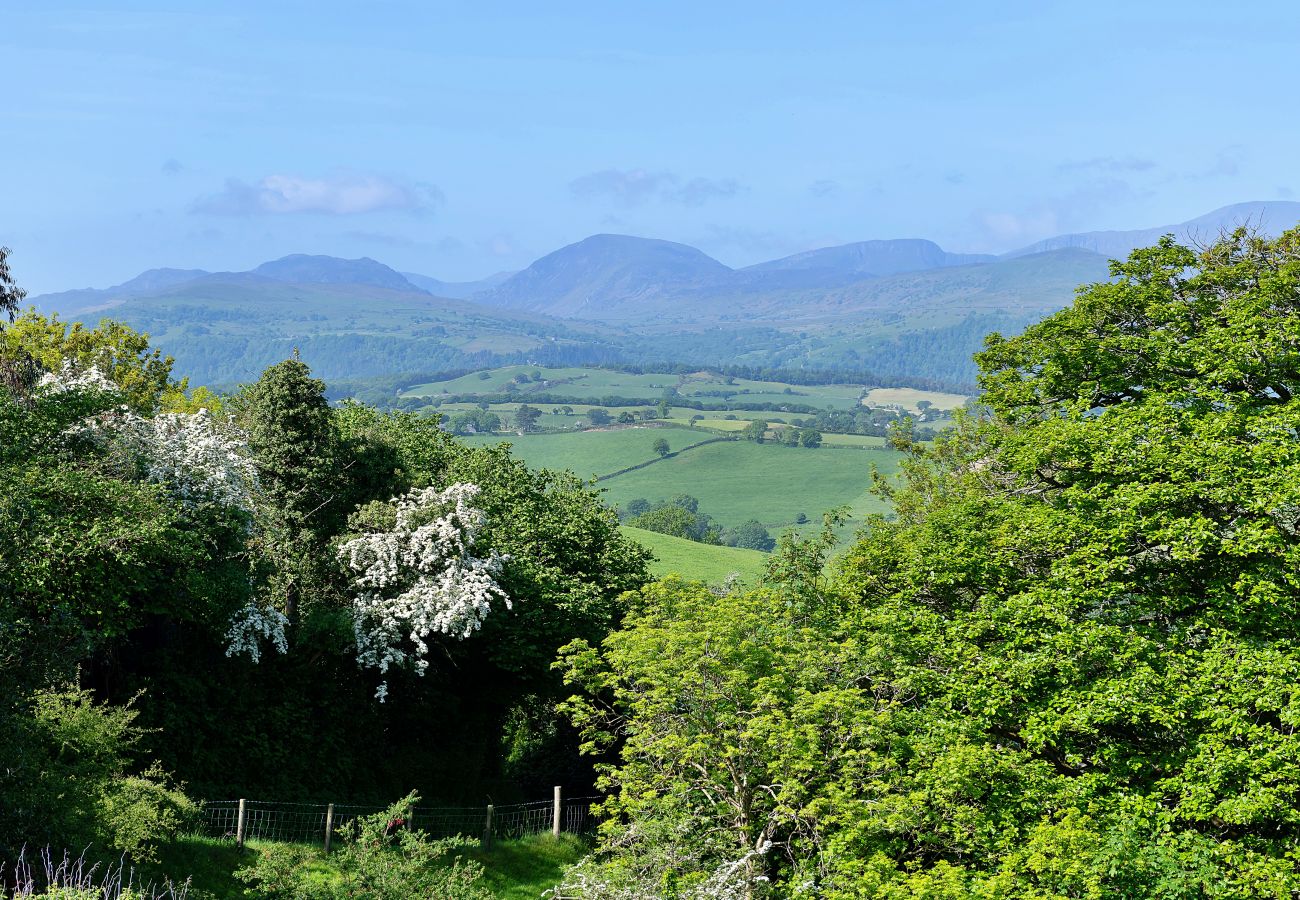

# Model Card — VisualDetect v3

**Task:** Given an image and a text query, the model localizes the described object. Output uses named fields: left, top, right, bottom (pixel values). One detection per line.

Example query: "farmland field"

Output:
left=620, top=525, right=768, bottom=584
left=460, top=426, right=695, bottom=478
left=404, top=364, right=870, bottom=410
left=862, top=386, right=970, bottom=411
left=465, top=427, right=897, bottom=538
left=597, top=439, right=894, bottom=536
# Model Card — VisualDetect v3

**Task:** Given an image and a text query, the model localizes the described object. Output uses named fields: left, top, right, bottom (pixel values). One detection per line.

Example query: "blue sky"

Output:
left=4, top=1, right=1299, bottom=294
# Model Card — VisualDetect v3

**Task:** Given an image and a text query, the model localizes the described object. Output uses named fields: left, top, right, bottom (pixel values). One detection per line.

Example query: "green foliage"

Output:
left=235, top=357, right=344, bottom=621
left=1, top=311, right=186, bottom=412
left=0, top=686, right=197, bottom=862
left=449, top=407, right=501, bottom=434
left=237, top=794, right=490, bottom=900
left=557, top=579, right=859, bottom=895
left=725, top=519, right=775, bottom=552
left=514, top=403, right=542, bottom=432
left=652, top=436, right=670, bottom=457
left=626, top=495, right=720, bottom=544
left=560, top=229, right=1300, bottom=896
left=0, top=246, right=26, bottom=323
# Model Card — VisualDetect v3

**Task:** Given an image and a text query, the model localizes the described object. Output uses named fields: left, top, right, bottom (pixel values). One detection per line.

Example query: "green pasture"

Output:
left=862, top=386, right=970, bottom=411
left=463, top=428, right=897, bottom=537
left=460, top=426, right=690, bottom=478
left=402, top=365, right=870, bottom=410
left=817, top=432, right=888, bottom=448
left=404, top=365, right=681, bottom=400
left=620, top=525, right=768, bottom=584
left=597, top=439, right=894, bottom=536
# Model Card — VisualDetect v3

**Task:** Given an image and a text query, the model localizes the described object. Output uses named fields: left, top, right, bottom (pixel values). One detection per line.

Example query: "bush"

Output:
left=237, top=793, right=490, bottom=900
left=726, top=520, right=775, bottom=552
left=0, top=687, right=198, bottom=863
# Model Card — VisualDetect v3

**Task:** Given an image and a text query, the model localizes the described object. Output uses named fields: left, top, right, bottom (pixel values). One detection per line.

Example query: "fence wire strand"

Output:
left=200, top=796, right=599, bottom=846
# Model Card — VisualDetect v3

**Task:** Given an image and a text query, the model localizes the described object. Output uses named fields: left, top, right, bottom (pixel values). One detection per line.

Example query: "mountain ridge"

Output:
left=1003, top=200, right=1300, bottom=259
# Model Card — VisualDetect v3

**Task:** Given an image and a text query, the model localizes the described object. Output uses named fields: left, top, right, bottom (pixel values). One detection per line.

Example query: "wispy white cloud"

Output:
left=193, top=172, right=441, bottom=216
left=1057, top=156, right=1157, bottom=174
left=570, top=168, right=742, bottom=207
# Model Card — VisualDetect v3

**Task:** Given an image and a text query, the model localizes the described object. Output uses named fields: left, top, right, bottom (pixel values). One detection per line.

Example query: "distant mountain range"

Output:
left=27, top=200, right=1300, bottom=390
left=1001, top=200, right=1300, bottom=259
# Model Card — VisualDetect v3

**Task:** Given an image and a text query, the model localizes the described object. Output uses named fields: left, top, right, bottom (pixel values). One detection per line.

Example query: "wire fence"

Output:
left=200, top=793, right=599, bottom=848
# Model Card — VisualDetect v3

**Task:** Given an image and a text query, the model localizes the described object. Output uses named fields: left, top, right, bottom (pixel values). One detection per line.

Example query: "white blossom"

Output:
left=36, top=360, right=119, bottom=395
left=45, top=361, right=259, bottom=516
left=224, top=601, right=290, bottom=663
left=338, top=482, right=511, bottom=700
left=120, top=409, right=259, bottom=514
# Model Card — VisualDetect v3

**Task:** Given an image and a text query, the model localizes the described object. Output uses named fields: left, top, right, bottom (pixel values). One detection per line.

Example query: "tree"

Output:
left=2, top=311, right=187, bottom=412
left=514, top=403, right=541, bottom=432
left=797, top=427, right=822, bottom=448
left=741, top=419, right=768, bottom=442
left=337, top=483, right=509, bottom=701
left=819, top=227, right=1300, bottom=893
left=0, top=247, right=26, bottom=324
left=727, top=519, right=774, bottom=551
left=236, top=357, right=342, bottom=620
left=652, top=437, right=670, bottom=457
left=617, top=411, right=635, bottom=424
left=627, top=504, right=698, bottom=540
left=587, top=407, right=611, bottom=426
left=558, top=581, right=854, bottom=896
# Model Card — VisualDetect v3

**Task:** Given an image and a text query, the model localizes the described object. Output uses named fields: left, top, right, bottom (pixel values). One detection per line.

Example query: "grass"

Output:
left=463, top=429, right=898, bottom=540
left=862, top=386, right=970, bottom=411
left=404, top=365, right=870, bottom=411
left=404, top=365, right=681, bottom=400
left=598, top=440, right=896, bottom=538
left=473, top=834, right=589, bottom=900
left=460, top=426, right=684, bottom=479
left=817, top=432, right=888, bottom=448
left=141, top=832, right=588, bottom=899
left=620, top=525, right=769, bottom=584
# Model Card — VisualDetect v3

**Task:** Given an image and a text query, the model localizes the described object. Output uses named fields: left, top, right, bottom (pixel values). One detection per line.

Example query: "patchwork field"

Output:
left=862, top=386, right=970, bottom=411
left=405, top=364, right=870, bottom=410
left=620, top=525, right=769, bottom=584
left=464, top=427, right=897, bottom=540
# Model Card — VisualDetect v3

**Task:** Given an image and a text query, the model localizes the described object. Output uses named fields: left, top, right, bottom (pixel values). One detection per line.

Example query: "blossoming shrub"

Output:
left=339, top=483, right=509, bottom=699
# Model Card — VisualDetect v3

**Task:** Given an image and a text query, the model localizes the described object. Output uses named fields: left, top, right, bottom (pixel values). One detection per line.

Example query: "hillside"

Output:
left=476, top=234, right=733, bottom=317
left=28, top=202, right=1296, bottom=389
left=1004, top=200, right=1300, bottom=259
left=742, top=238, right=994, bottom=278
left=620, top=525, right=768, bottom=584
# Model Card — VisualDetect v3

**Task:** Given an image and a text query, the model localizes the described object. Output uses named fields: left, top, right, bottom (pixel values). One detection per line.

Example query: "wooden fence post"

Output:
left=236, top=799, right=247, bottom=850
left=323, top=803, right=335, bottom=853
left=553, top=786, right=562, bottom=837
left=481, top=804, right=494, bottom=852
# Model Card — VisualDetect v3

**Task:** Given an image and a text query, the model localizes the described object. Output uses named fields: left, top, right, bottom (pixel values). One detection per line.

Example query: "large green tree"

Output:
left=559, top=227, right=1300, bottom=897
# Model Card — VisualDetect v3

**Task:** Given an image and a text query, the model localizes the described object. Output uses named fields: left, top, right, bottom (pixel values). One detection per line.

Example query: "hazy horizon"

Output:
left=6, top=1, right=1300, bottom=294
